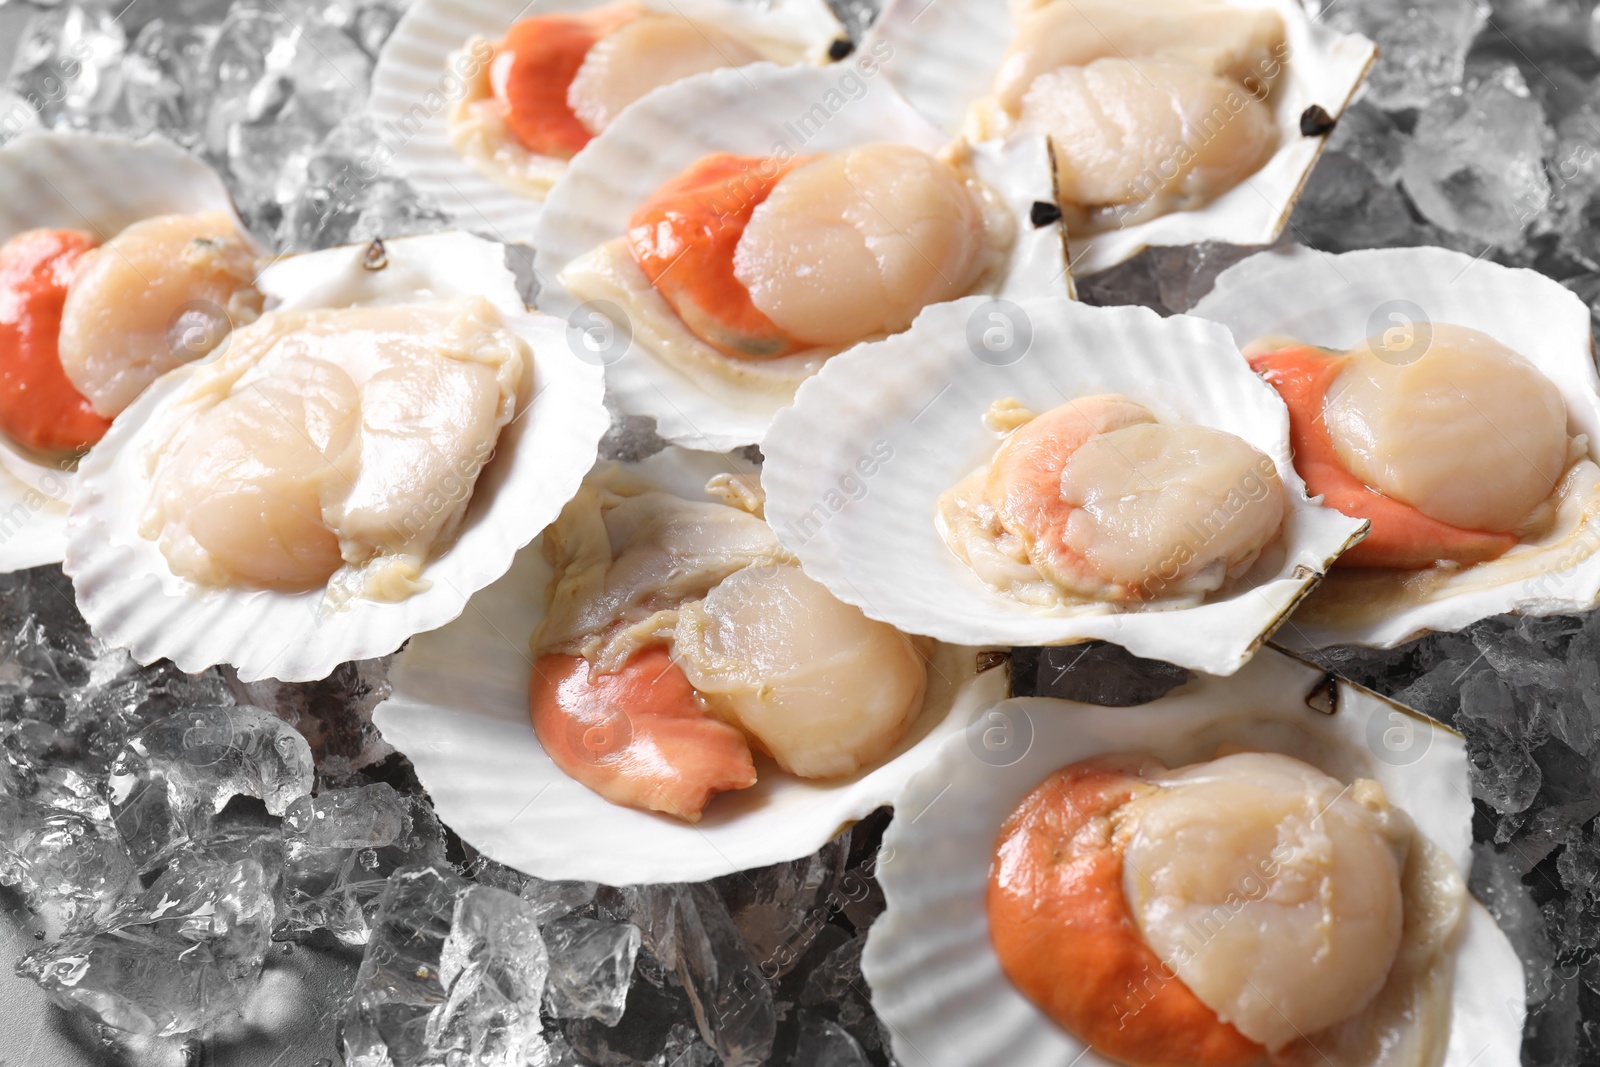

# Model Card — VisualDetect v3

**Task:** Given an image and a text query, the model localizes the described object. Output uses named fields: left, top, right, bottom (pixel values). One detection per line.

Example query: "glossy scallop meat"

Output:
left=568, top=13, right=763, bottom=135
left=674, top=562, right=927, bottom=778
left=972, top=395, right=1286, bottom=603
left=992, top=0, right=1286, bottom=115
left=530, top=469, right=931, bottom=820
left=57, top=211, right=262, bottom=419
left=1018, top=56, right=1279, bottom=212
left=142, top=298, right=526, bottom=595
left=1323, top=323, right=1569, bottom=534
left=732, top=143, right=994, bottom=347
left=1119, top=752, right=1409, bottom=1050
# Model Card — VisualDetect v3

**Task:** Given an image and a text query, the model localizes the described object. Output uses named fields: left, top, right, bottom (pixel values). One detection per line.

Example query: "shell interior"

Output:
left=860, top=644, right=1524, bottom=1067
left=367, top=0, right=846, bottom=237
left=1192, top=244, right=1600, bottom=650
left=0, top=131, right=243, bottom=573
left=862, top=0, right=1376, bottom=274
left=533, top=61, right=1072, bottom=450
left=62, top=231, right=608, bottom=682
left=371, top=446, right=1007, bottom=883
left=760, top=295, right=1368, bottom=675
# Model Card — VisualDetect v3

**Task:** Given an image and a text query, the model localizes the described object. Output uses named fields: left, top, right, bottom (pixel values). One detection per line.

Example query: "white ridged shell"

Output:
left=0, top=131, right=242, bottom=574
left=760, top=295, right=1367, bottom=675
left=63, top=231, right=609, bottom=682
left=371, top=446, right=1008, bottom=883
left=534, top=61, right=1072, bottom=450
left=861, top=645, right=1524, bottom=1067
left=1191, top=244, right=1600, bottom=649
left=367, top=0, right=846, bottom=237
left=863, top=0, right=1376, bottom=274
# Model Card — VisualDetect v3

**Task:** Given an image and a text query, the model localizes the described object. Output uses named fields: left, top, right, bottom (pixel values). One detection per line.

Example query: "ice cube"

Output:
left=0, top=794, right=134, bottom=934
left=670, top=884, right=776, bottom=1067
left=107, top=704, right=313, bottom=868
left=1324, top=0, right=1489, bottom=111
left=1457, top=671, right=1544, bottom=815
left=123, top=18, right=216, bottom=146
left=1076, top=253, right=1168, bottom=314
left=1290, top=151, right=1428, bottom=252
left=522, top=876, right=599, bottom=925
left=1400, top=65, right=1554, bottom=248
left=18, top=832, right=279, bottom=1036
left=345, top=865, right=550, bottom=1067
left=7, top=4, right=128, bottom=129
left=718, top=841, right=844, bottom=980
left=799, top=936, right=882, bottom=1056
left=1148, top=240, right=1281, bottom=313
left=542, top=916, right=641, bottom=1025
left=789, top=1012, right=870, bottom=1067
left=1028, top=641, right=1190, bottom=707
left=278, top=782, right=448, bottom=944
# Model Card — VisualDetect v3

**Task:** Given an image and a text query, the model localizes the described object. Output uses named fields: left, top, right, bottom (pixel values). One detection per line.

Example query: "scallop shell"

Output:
left=533, top=61, right=1072, bottom=451
left=863, top=0, right=1376, bottom=275
left=861, top=645, right=1525, bottom=1067
left=760, top=295, right=1367, bottom=676
left=0, top=130, right=243, bottom=574
left=371, top=446, right=1008, bottom=883
left=63, top=231, right=608, bottom=683
left=1191, top=244, right=1600, bottom=650
left=367, top=0, right=847, bottom=237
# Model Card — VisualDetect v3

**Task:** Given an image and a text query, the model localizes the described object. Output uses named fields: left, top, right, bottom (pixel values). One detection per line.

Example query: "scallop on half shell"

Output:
left=760, top=295, right=1367, bottom=676
left=864, top=0, right=1375, bottom=275
left=1191, top=245, right=1600, bottom=651
left=372, top=447, right=1006, bottom=883
left=0, top=131, right=254, bottom=573
left=368, top=0, right=846, bottom=235
left=861, top=645, right=1523, bottom=1067
left=63, top=232, right=609, bottom=683
left=533, top=61, right=1072, bottom=451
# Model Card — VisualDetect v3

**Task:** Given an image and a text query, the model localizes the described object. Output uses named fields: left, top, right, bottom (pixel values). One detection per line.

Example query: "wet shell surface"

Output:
left=63, top=231, right=608, bottom=683
left=0, top=131, right=244, bottom=574
left=533, top=62, right=1072, bottom=451
left=1191, top=244, right=1600, bottom=650
left=371, top=447, right=1007, bottom=883
left=367, top=0, right=846, bottom=237
left=863, top=0, right=1375, bottom=275
left=760, top=295, right=1367, bottom=676
left=861, top=645, right=1525, bottom=1067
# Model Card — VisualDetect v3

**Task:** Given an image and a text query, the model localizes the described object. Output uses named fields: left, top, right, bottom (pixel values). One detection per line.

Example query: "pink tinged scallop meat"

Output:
left=1116, top=752, right=1415, bottom=1050
left=1020, top=56, right=1279, bottom=211
left=993, top=1, right=1287, bottom=115
left=141, top=298, right=526, bottom=595
left=732, top=143, right=993, bottom=347
left=983, top=396, right=1285, bottom=602
left=672, top=563, right=928, bottom=779
left=567, top=13, right=764, bottom=136
left=57, top=211, right=263, bottom=419
left=1322, top=323, right=1570, bottom=534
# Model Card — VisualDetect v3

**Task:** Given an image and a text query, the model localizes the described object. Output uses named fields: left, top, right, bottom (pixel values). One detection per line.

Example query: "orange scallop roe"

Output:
left=626, top=152, right=813, bottom=360
left=529, top=647, right=757, bottom=822
left=988, top=758, right=1268, bottom=1067
left=490, top=5, right=639, bottom=159
left=0, top=228, right=112, bottom=455
left=1251, top=345, right=1518, bottom=568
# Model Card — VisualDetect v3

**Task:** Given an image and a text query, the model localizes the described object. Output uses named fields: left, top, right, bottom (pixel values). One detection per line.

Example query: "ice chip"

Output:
left=1400, top=65, right=1554, bottom=248
left=542, top=916, right=641, bottom=1025
left=107, top=704, right=313, bottom=867
left=0, top=794, right=133, bottom=934
left=279, top=783, right=448, bottom=945
left=791, top=1011, right=871, bottom=1067
left=124, top=19, right=216, bottom=145
left=1324, top=0, right=1488, bottom=111
left=670, top=883, right=776, bottom=1067
left=521, top=876, right=598, bottom=925
left=18, top=833, right=279, bottom=1036
left=345, top=866, right=549, bottom=1067
left=7, top=4, right=128, bottom=129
